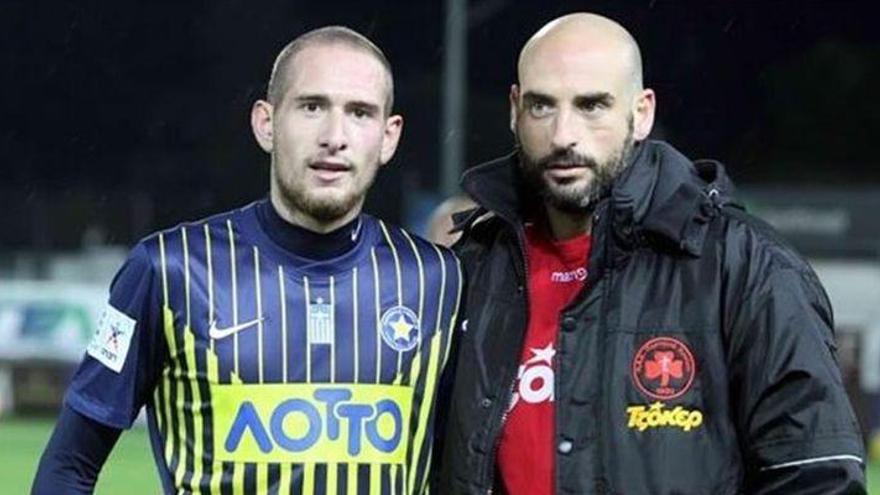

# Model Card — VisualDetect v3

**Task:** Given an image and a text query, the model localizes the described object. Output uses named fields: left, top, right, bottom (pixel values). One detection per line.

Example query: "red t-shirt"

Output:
left=496, top=224, right=591, bottom=495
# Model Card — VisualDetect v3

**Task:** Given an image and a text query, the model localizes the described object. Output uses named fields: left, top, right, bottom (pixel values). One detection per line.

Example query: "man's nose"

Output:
left=318, top=110, right=348, bottom=152
left=550, top=108, right=578, bottom=151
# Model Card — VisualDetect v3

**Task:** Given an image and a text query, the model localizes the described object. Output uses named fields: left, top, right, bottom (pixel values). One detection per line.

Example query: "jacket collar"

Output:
left=458, top=140, right=736, bottom=256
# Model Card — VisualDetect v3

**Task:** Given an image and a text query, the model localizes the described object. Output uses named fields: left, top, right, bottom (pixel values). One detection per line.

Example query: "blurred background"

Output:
left=1, top=0, right=878, bottom=492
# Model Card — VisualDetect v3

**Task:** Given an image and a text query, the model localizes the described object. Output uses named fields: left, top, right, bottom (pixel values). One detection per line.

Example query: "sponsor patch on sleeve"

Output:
left=87, top=303, right=136, bottom=373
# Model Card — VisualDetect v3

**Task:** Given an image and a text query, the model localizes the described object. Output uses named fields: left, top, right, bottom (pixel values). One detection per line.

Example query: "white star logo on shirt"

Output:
left=526, top=343, right=556, bottom=365
left=390, top=314, right=414, bottom=341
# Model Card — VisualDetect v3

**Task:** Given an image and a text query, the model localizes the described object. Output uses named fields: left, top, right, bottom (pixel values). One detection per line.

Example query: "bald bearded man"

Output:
left=435, top=13, right=866, bottom=495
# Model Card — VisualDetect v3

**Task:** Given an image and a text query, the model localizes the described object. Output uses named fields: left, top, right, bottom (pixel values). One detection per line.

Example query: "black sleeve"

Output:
left=729, top=267, right=866, bottom=494
left=751, top=458, right=866, bottom=495
left=31, top=405, right=122, bottom=495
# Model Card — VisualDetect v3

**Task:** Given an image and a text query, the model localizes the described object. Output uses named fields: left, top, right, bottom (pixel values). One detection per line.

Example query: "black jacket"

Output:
left=437, top=141, right=866, bottom=494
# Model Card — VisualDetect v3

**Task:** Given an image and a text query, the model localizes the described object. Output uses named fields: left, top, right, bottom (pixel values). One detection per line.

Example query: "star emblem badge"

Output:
left=390, top=314, right=414, bottom=341
left=526, top=343, right=556, bottom=365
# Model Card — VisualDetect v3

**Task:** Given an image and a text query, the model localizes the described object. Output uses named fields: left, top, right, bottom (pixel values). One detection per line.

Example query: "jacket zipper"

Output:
left=483, top=206, right=605, bottom=494
left=486, top=379, right=517, bottom=495
left=484, top=226, right=531, bottom=494
left=553, top=207, right=606, bottom=495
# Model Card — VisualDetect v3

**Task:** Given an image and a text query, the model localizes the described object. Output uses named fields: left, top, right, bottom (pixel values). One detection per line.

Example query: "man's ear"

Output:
left=251, top=100, right=274, bottom=152
left=632, top=89, right=656, bottom=141
left=509, top=84, right=520, bottom=135
left=379, top=114, right=404, bottom=165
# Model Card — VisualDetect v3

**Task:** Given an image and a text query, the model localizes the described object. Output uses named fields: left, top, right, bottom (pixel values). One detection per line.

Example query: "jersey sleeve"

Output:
left=64, top=242, right=166, bottom=429
left=730, top=266, right=866, bottom=492
left=31, top=405, right=122, bottom=494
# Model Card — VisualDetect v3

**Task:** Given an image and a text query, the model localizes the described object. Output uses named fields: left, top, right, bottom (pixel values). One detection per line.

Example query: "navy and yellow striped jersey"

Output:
left=66, top=200, right=463, bottom=494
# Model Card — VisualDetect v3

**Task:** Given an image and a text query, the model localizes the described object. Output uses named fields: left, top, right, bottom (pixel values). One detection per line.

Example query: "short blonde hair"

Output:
left=267, top=26, right=394, bottom=114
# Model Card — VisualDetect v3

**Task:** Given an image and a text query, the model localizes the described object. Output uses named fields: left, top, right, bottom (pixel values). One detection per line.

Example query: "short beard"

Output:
left=272, top=164, right=371, bottom=223
left=519, top=117, right=634, bottom=214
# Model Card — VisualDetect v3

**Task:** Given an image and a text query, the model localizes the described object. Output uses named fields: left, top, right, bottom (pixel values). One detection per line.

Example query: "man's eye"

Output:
left=302, top=102, right=321, bottom=113
left=352, top=108, right=369, bottom=119
left=579, top=100, right=604, bottom=113
left=529, top=102, right=552, bottom=117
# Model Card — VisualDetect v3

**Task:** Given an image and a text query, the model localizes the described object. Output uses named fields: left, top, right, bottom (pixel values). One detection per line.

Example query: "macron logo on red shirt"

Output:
left=550, top=267, right=587, bottom=283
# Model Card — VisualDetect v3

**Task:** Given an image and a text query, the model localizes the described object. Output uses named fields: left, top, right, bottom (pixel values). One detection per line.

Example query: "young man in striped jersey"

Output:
left=33, top=26, right=463, bottom=495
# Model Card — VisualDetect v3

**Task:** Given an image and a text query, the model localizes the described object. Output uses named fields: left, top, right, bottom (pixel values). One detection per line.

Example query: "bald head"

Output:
left=509, top=13, right=656, bottom=221
left=518, top=13, right=643, bottom=96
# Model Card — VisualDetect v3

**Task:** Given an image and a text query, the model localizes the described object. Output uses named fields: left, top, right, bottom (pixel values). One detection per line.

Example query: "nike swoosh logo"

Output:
left=208, top=318, right=264, bottom=339
left=351, top=217, right=363, bottom=242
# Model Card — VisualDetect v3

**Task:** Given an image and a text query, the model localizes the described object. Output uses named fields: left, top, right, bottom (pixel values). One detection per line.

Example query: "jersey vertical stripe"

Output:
left=206, top=225, right=224, bottom=495
left=226, top=220, right=239, bottom=378
left=424, top=252, right=463, bottom=493
left=303, top=275, right=312, bottom=384
left=199, top=224, right=217, bottom=494
left=371, top=248, right=382, bottom=385
left=224, top=221, right=240, bottom=490
left=254, top=247, right=264, bottom=384
left=182, top=227, right=206, bottom=490
left=330, top=275, right=337, bottom=383
left=278, top=267, right=288, bottom=383
left=157, top=234, right=180, bottom=476
left=408, top=243, right=449, bottom=495
left=378, top=221, right=405, bottom=385
left=352, top=267, right=359, bottom=383
left=400, top=229, right=425, bottom=388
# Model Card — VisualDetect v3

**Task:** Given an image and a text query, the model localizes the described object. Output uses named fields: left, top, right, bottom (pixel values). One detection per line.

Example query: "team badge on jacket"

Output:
left=380, top=305, right=420, bottom=352
left=631, top=336, right=696, bottom=400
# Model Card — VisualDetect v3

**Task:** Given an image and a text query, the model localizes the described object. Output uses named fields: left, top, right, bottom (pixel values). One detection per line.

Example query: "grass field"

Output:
left=875, top=459, right=880, bottom=493
left=1, top=416, right=878, bottom=493
left=0, top=416, right=160, bottom=494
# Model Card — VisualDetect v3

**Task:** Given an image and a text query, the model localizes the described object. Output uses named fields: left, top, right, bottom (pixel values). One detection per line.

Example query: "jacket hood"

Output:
left=458, top=139, right=738, bottom=256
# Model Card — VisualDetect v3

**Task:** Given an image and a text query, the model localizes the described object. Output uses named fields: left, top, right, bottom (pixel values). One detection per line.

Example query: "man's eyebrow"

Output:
left=292, top=94, right=331, bottom=104
left=521, top=91, right=557, bottom=104
left=345, top=100, right=381, bottom=114
left=574, top=92, right=615, bottom=106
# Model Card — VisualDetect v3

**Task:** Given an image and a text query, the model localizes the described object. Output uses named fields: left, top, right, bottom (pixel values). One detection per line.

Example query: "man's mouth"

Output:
left=544, top=162, right=589, bottom=181
left=309, top=160, right=351, bottom=172
left=309, top=160, right=352, bottom=183
left=545, top=162, right=587, bottom=170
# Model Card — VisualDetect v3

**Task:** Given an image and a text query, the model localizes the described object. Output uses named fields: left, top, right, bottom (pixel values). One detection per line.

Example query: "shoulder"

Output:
left=132, top=203, right=252, bottom=264
left=453, top=209, right=507, bottom=249
left=714, top=206, right=828, bottom=307
left=372, top=217, right=462, bottom=269
left=451, top=210, right=511, bottom=274
left=718, top=207, right=816, bottom=275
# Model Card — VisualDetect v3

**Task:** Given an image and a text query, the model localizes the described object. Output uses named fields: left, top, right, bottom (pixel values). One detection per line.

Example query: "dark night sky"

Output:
left=1, top=0, right=878, bottom=249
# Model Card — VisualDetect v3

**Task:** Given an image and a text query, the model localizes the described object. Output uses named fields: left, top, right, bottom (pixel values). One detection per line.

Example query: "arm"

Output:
left=32, top=241, right=165, bottom=492
left=429, top=252, right=468, bottom=491
left=431, top=310, right=463, bottom=475
left=31, top=406, right=122, bottom=494
left=750, top=457, right=865, bottom=495
left=728, top=266, right=866, bottom=493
